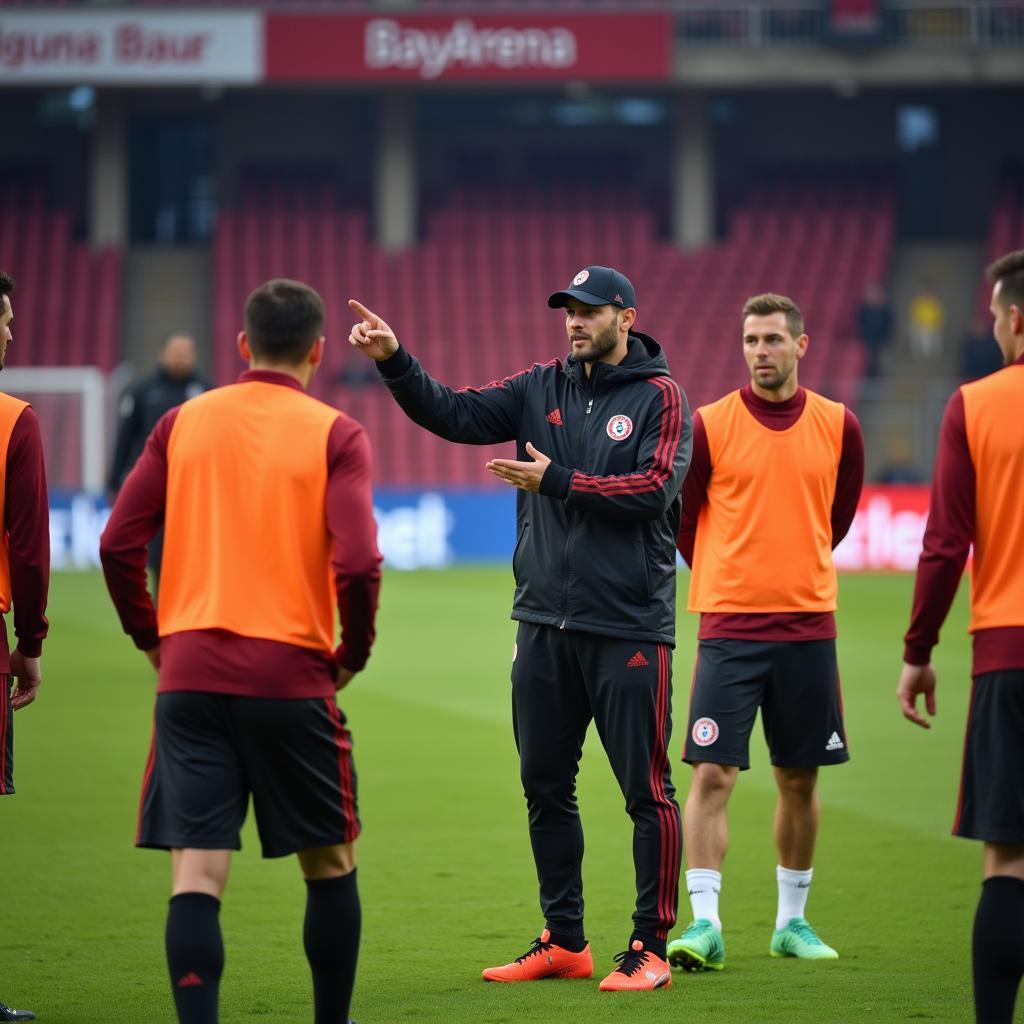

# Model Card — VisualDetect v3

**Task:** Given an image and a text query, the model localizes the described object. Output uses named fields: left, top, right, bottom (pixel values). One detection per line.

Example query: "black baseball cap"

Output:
left=548, top=266, right=637, bottom=310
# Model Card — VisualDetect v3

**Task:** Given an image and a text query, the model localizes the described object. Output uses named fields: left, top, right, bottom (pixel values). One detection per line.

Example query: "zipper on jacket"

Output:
left=560, top=392, right=596, bottom=627
left=559, top=516, right=574, bottom=628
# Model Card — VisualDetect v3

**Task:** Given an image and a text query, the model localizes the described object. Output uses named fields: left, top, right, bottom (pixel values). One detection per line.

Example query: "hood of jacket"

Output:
left=564, top=331, right=670, bottom=391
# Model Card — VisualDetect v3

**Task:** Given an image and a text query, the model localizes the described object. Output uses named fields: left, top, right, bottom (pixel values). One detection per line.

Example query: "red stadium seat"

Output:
left=209, top=170, right=895, bottom=485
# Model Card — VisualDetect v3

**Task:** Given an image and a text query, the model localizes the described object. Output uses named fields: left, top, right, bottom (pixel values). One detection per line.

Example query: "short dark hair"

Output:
left=742, top=293, right=805, bottom=339
left=986, top=250, right=1024, bottom=312
left=0, top=271, right=14, bottom=299
left=244, top=278, right=325, bottom=364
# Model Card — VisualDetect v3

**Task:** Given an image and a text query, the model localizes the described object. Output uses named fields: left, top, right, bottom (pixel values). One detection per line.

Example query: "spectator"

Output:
left=908, top=284, right=945, bottom=359
left=108, top=333, right=212, bottom=583
left=961, top=314, right=1003, bottom=381
left=857, top=283, right=893, bottom=378
left=877, top=436, right=924, bottom=484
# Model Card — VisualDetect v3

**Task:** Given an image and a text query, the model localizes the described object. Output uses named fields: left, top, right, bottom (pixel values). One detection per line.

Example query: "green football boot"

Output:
left=770, top=917, right=838, bottom=960
left=666, top=919, right=725, bottom=972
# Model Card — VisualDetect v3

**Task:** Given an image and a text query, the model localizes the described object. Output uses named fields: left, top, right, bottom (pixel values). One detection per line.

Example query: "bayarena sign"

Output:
left=363, top=18, right=578, bottom=80
left=264, top=12, right=671, bottom=83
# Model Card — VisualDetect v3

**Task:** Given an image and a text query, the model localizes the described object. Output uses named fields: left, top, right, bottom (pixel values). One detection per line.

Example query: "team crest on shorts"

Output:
left=692, top=717, right=719, bottom=747
left=606, top=414, right=633, bottom=441
left=573, top=269, right=590, bottom=286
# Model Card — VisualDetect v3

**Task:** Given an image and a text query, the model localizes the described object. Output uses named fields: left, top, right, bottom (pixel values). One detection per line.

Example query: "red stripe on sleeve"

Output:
left=456, top=359, right=561, bottom=394
left=570, top=377, right=683, bottom=495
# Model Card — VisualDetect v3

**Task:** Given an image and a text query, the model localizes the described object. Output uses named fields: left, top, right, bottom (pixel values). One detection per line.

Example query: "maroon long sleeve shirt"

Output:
left=1, top=405, right=50, bottom=672
left=903, top=353, right=1024, bottom=676
left=100, top=371, right=383, bottom=698
left=677, top=385, right=865, bottom=642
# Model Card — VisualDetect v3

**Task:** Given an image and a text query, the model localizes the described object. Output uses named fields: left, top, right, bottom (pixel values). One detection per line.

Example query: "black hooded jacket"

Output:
left=108, top=367, right=212, bottom=492
left=378, top=332, right=691, bottom=646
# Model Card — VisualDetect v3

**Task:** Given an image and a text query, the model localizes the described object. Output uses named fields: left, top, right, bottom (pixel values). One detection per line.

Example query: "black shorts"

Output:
left=137, top=691, right=360, bottom=858
left=954, top=670, right=1024, bottom=844
left=1, top=675, right=13, bottom=796
left=683, top=638, right=849, bottom=770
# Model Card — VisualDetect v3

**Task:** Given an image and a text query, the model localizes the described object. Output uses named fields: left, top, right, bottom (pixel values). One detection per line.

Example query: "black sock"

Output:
left=547, top=930, right=588, bottom=953
left=631, top=931, right=666, bottom=961
left=305, top=871, right=361, bottom=1024
left=165, top=892, right=223, bottom=1024
left=973, top=876, right=1024, bottom=1024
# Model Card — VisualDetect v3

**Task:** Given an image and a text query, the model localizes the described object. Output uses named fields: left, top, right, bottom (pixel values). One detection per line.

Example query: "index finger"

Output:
left=348, top=299, right=377, bottom=322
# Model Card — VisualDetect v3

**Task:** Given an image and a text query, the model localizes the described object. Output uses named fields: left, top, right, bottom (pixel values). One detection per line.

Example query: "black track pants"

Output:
left=511, top=621, right=681, bottom=939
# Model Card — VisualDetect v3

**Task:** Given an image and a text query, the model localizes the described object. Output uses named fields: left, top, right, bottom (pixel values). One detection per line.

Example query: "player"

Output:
left=0, top=271, right=51, bottom=1023
left=348, top=265, right=690, bottom=992
left=897, top=250, right=1024, bottom=1024
left=668, top=293, right=864, bottom=973
left=100, top=279, right=382, bottom=1024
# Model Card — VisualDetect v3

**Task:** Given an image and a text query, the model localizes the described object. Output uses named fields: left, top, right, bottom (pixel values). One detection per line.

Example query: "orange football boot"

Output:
left=598, top=939, right=672, bottom=991
left=481, top=929, right=593, bottom=982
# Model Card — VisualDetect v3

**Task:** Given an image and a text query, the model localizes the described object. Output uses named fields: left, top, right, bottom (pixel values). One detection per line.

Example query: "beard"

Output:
left=754, top=368, right=785, bottom=389
left=751, top=360, right=795, bottom=390
left=573, top=318, right=620, bottom=364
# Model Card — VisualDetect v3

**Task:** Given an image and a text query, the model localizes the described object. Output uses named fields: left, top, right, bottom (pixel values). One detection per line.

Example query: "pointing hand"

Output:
left=348, top=299, right=399, bottom=362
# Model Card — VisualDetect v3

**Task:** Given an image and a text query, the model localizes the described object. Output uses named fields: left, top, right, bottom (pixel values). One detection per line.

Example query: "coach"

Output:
left=349, top=266, right=690, bottom=993
left=898, top=249, right=1024, bottom=1024
left=101, top=279, right=382, bottom=1024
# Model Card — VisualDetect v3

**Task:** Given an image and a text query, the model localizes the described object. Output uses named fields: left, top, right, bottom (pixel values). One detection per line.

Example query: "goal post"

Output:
left=2, top=366, right=108, bottom=494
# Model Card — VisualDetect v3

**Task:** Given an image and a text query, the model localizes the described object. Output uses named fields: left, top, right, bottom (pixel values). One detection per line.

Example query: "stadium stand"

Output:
left=0, top=180, right=121, bottom=489
left=211, top=167, right=895, bottom=486
left=979, top=167, right=1024, bottom=312
left=0, top=181, right=122, bottom=372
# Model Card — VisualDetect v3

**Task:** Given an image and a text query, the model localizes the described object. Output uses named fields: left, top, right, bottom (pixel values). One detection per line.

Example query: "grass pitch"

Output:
left=4, top=568, right=977, bottom=1023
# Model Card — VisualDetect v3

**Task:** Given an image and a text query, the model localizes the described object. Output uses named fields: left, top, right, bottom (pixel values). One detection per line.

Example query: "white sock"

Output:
left=776, top=866, right=813, bottom=930
left=685, top=869, right=722, bottom=930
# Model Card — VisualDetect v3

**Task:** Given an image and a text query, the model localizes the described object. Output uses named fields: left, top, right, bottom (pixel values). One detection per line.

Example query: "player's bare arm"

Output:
left=897, top=661, right=937, bottom=729
left=9, top=650, right=41, bottom=710
left=486, top=442, right=551, bottom=493
left=348, top=299, right=399, bottom=361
